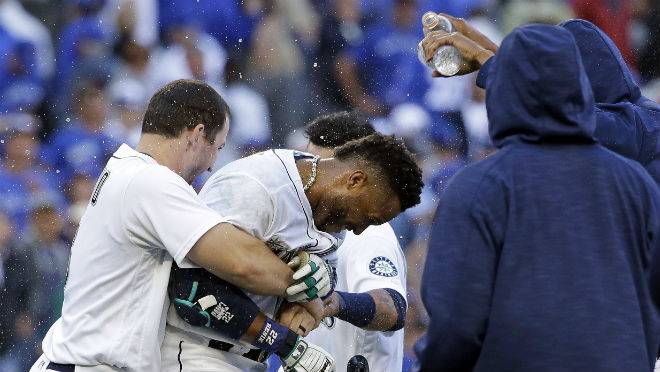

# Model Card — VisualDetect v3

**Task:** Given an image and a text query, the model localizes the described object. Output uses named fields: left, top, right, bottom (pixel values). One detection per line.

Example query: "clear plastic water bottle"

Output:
left=418, top=11, right=462, bottom=76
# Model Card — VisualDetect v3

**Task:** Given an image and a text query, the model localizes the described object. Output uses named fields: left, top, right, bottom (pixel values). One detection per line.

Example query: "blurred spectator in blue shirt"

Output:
left=0, top=114, right=62, bottom=233
left=336, top=0, right=427, bottom=116
left=0, top=0, right=55, bottom=81
left=42, top=85, right=117, bottom=188
left=54, top=0, right=113, bottom=115
left=0, top=26, right=44, bottom=114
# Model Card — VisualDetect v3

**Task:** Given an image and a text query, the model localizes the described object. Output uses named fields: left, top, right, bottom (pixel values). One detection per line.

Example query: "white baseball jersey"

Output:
left=165, top=149, right=338, bottom=348
left=39, top=144, right=225, bottom=371
left=305, top=223, right=407, bottom=372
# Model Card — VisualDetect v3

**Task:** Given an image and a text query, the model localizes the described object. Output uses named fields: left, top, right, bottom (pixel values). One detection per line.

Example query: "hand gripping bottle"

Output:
left=417, top=11, right=463, bottom=76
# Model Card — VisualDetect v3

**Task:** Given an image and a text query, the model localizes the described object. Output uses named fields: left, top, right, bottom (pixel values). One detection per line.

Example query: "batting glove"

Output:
left=281, top=337, right=335, bottom=372
left=286, top=252, right=335, bottom=303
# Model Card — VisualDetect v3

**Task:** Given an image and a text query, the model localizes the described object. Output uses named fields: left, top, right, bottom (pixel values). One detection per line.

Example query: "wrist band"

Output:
left=253, top=318, right=293, bottom=355
left=383, top=288, right=407, bottom=331
left=335, top=291, right=376, bottom=328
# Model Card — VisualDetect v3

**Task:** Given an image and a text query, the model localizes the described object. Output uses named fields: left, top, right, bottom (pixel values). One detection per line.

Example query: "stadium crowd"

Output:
left=1, top=0, right=659, bottom=371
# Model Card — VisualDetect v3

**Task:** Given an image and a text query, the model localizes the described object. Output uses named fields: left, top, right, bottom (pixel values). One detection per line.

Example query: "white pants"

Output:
left=161, top=325, right=267, bottom=372
left=30, top=355, right=123, bottom=372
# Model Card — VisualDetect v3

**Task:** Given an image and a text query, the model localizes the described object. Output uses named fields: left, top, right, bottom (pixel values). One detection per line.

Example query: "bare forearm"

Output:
left=187, top=223, right=293, bottom=296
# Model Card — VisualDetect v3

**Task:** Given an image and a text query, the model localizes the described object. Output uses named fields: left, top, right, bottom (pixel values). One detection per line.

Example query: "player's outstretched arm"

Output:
left=187, top=222, right=293, bottom=296
left=323, top=288, right=406, bottom=331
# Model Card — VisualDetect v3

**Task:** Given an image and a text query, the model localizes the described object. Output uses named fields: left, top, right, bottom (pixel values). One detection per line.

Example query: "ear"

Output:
left=347, top=170, right=367, bottom=189
left=187, top=123, right=205, bottom=145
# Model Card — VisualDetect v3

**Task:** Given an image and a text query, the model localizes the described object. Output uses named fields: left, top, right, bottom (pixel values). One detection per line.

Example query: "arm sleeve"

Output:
left=123, top=166, right=225, bottom=265
left=476, top=57, right=494, bottom=89
left=416, top=172, right=505, bottom=371
left=593, top=104, right=660, bottom=166
left=198, top=173, right=275, bottom=240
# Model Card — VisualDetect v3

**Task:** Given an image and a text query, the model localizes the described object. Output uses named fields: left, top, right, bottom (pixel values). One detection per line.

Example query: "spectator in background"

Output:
left=336, top=0, right=426, bottom=117
left=104, top=79, right=144, bottom=147
left=110, top=37, right=156, bottom=100
left=156, top=0, right=262, bottom=61
left=42, top=85, right=117, bottom=189
left=501, top=0, right=574, bottom=33
left=191, top=57, right=273, bottom=188
left=201, top=0, right=264, bottom=60
left=572, top=0, right=636, bottom=70
left=0, top=115, right=62, bottom=233
left=248, top=0, right=318, bottom=146
left=638, top=0, right=660, bottom=82
left=418, top=0, right=490, bottom=19
left=101, top=0, right=158, bottom=49
left=0, top=0, right=55, bottom=81
left=223, top=58, right=271, bottom=159
left=311, top=0, right=364, bottom=113
left=0, top=212, right=37, bottom=372
left=53, top=0, right=113, bottom=116
left=0, top=26, right=44, bottom=114
left=18, top=202, right=69, bottom=339
left=64, top=174, right=94, bottom=232
left=153, top=15, right=227, bottom=92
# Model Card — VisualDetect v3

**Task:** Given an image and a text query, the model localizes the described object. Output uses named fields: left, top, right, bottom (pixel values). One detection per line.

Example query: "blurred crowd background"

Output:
left=0, top=0, right=659, bottom=370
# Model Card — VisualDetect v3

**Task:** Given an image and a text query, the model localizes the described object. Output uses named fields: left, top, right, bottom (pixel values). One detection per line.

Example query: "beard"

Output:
left=316, top=194, right=350, bottom=233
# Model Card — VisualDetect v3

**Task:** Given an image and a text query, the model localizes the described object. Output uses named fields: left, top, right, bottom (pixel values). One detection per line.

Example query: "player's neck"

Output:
left=299, top=158, right=341, bottom=208
left=136, top=134, right=186, bottom=176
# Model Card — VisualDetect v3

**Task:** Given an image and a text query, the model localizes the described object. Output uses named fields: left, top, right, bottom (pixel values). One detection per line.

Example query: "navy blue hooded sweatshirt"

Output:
left=559, top=19, right=660, bottom=185
left=476, top=19, right=660, bottom=184
left=415, top=25, right=660, bottom=371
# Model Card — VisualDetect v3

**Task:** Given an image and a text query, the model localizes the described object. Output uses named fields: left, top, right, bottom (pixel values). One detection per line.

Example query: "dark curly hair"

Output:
left=304, top=111, right=376, bottom=148
left=334, top=132, right=424, bottom=211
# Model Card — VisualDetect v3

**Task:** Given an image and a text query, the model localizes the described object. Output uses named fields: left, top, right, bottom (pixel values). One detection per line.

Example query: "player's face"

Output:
left=184, top=120, right=230, bottom=182
left=314, top=172, right=402, bottom=234
left=201, top=120, right=230, bottom=172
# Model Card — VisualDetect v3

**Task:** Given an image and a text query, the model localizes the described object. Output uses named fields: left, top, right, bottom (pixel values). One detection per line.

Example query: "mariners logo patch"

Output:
left=369, top=256, right=398, bottom=277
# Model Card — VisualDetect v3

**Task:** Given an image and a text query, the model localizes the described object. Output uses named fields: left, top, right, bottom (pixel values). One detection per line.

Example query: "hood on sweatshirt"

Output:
left=484, top=24, right=596, bottom=148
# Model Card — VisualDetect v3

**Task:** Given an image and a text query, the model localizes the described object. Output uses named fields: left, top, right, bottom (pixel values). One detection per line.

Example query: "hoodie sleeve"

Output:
left=594, top=103, right=660, bottom=172
left=416, top=167, right=506, bottom=371
left=475, top=57, right=494, bottom=90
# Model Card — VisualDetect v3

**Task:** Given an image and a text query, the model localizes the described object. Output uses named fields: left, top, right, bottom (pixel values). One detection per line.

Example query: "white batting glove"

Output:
left=281, top=338, right=335, bottom=372
left=286, top=252, right=335, bottom=303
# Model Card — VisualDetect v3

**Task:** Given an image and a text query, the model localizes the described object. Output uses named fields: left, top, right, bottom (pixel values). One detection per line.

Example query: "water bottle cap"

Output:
left=422, top=11, right=439, bottom=29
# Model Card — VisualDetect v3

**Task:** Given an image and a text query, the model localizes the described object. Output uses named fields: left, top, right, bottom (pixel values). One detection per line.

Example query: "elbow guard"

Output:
left=383, top=288, right=407, bottom=331
left=170, top=266, right=260, bottom=340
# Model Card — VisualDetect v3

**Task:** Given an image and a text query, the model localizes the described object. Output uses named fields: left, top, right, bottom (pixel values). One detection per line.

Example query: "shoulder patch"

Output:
left=369, top=256, right=398, bottom=277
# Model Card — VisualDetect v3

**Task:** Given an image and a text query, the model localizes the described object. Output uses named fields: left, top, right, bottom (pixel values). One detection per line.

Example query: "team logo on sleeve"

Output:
left=369, top=256, right=398, bottom=277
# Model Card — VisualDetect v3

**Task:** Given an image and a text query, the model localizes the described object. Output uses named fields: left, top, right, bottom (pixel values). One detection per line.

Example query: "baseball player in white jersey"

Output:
left=302, top=112, right=409, bottom=372
left=29, top=80, right=326, bottom=372
left=160, top=116, right=423, bottom=371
